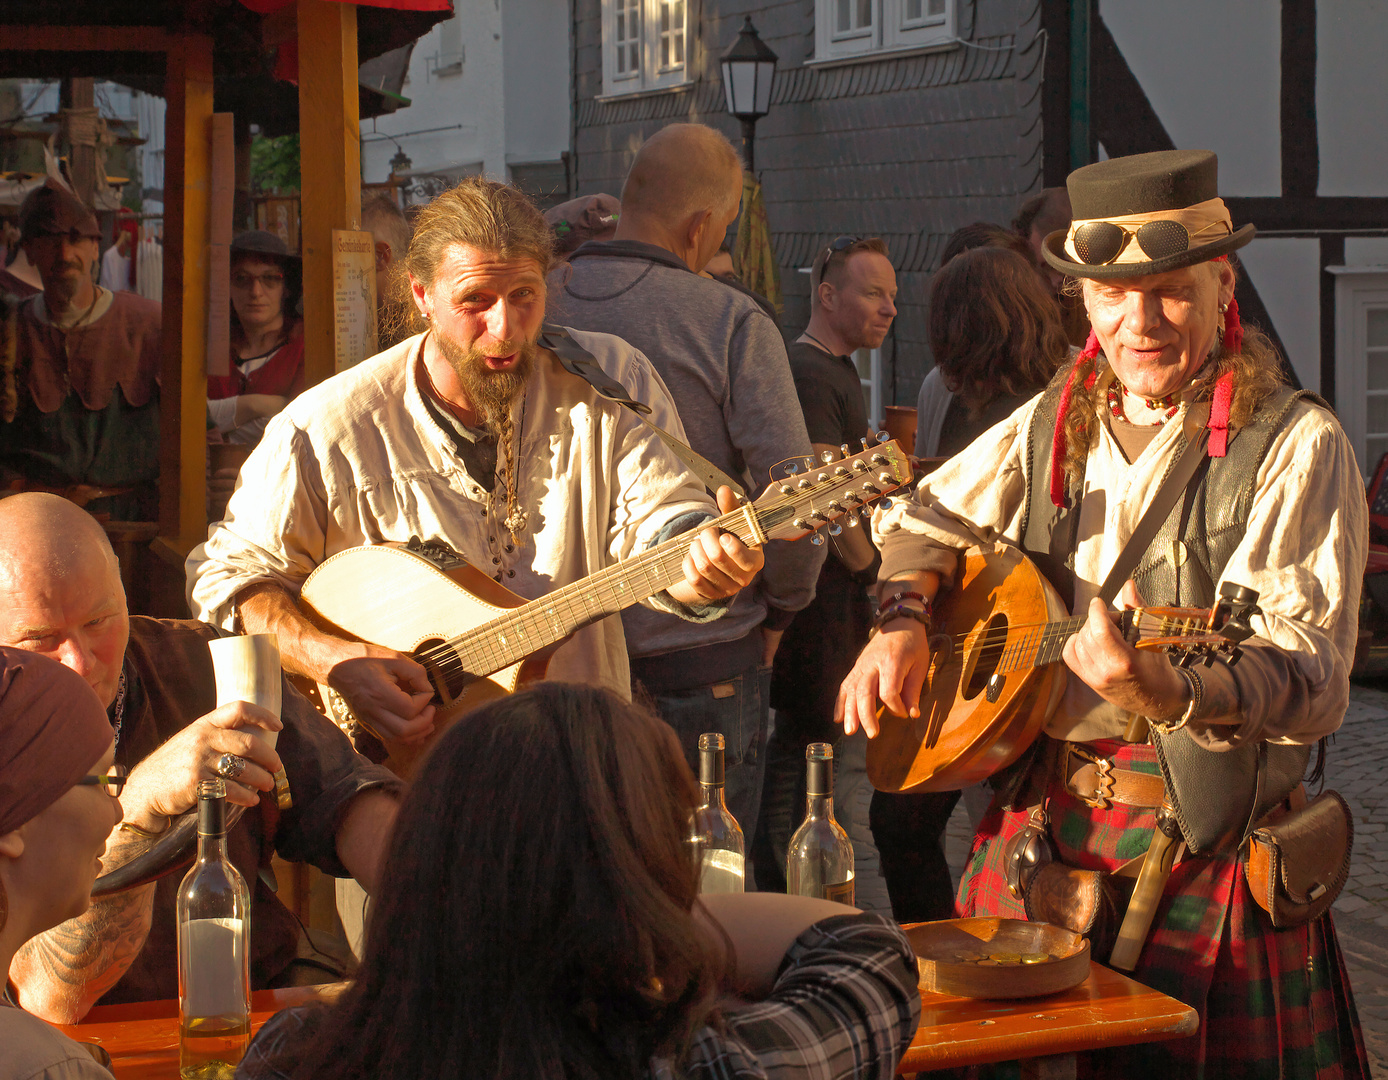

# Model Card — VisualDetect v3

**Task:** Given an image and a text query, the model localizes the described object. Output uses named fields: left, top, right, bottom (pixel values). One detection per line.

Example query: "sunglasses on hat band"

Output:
left=1070, top=218, right=1231, bottom=267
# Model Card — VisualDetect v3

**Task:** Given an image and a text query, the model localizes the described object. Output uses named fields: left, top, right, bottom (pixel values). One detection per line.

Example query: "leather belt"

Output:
left=1061, top=743, right=1167, bottom=810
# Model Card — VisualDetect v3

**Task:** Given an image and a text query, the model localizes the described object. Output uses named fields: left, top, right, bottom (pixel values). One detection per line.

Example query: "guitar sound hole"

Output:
left=962, top=614, right=1008, bottom=701
left=414, top=638, right=473, bottom=702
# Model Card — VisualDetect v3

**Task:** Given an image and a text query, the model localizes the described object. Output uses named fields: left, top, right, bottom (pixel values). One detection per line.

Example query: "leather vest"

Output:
left=1016, top=378, right=1326, bottom=852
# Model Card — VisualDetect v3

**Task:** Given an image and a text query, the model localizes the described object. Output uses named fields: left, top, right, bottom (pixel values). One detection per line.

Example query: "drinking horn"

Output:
left=91, top=803, right=249, bottom=897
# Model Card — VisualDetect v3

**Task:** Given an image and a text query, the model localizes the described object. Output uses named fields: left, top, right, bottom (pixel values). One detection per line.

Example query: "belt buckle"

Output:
left=1068, top=744, right=1117, bottom=809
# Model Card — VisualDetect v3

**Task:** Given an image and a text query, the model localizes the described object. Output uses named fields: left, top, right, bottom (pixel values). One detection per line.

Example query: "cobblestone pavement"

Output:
left=939, top=684, right=1388, bottom=1076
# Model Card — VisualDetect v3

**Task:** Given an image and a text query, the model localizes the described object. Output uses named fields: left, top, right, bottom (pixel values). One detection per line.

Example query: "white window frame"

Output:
left=814, top=0, right=955, bottom=64
left=1332, top=266, right=1388, bottom=480
left=601, top=0, right=691, bottom=98
left=854, top=346, right=884, bottom=430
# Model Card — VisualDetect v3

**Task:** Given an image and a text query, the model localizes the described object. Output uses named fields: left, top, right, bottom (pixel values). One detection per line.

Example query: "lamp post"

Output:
left=720, top=16, right=779, bottom=174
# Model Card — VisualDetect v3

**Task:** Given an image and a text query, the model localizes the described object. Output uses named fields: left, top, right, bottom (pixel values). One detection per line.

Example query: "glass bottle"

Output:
left=693, top=733, right=745, bottom=893
left=177, top=779, right=251, bottom=1079
left=786, top=742, right=855, bottom=904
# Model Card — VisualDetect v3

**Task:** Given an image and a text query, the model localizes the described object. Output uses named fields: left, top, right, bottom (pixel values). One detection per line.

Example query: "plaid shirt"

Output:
left=235, top=914, right=920, bottom=1080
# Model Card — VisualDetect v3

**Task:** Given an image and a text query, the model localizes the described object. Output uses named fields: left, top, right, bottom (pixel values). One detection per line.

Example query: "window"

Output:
left=815, top=0, right=954, bottom=63
left=1332, top=267, right=1388, bottom=479
left=854, top=347, right=884, bottom=429
left=602, top=0, right=690, bottom=96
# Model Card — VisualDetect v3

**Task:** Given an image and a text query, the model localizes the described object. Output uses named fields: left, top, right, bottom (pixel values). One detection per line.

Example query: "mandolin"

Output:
left=300, top=439, right=913, bottom=777
left=866, top=546, right=1262, bottom=794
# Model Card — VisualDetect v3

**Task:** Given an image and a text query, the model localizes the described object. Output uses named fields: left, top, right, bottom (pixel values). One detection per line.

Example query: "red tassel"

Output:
left=1223, top=294, right=1243, bottom=355
left=1207, top=371, right=1234, bottom=457
left=1049, top=331, right=1101, bottom=508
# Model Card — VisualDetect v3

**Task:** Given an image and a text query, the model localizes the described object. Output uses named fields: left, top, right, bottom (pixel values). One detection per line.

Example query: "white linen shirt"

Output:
left=187, top=329, right=718, bottom=699
left=873, top=369, right=1368, bottom=747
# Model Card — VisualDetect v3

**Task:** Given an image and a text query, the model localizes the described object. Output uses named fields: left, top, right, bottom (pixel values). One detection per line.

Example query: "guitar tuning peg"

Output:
left=845, top=513, right=859, bottom=527
left=810, top=532, right=826, bottom=546
left=875, top=430, right=890, bottom=444
left=878, top=497, right=894, bottom=511
left=820, top=450, right=835, bottom=464
left=860, top=437, right=870, bottom=451
left=786, top=461, right=800, bottom=475
left=839, top=443, right=850, bottom=457
left=829, top=523, right=842, bottom=536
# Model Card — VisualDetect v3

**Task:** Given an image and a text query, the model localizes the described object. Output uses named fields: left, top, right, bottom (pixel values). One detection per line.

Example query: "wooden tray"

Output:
left=905, top=917, right=1090, bottom=999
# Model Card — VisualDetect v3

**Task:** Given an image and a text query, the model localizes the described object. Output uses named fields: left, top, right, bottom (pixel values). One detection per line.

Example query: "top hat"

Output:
left=1041, top=149, right=1255, bottom=280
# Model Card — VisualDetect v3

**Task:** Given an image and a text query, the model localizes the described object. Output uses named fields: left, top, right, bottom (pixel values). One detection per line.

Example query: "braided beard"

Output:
left=434, top=331, right=536, bottom=544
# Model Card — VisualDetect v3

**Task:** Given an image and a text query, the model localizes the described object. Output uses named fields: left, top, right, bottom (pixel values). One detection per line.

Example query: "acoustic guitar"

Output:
left=866, top=546, right=1262, bottom=794
left=299, top=439, right=913, bottom=776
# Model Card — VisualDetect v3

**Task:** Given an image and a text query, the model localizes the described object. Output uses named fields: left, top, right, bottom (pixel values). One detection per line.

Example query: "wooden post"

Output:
left=64, top=77, right=98, bottom=208
left=159, top=33, right=214, bottom=547
left=297, top=0, right=362, bottom=389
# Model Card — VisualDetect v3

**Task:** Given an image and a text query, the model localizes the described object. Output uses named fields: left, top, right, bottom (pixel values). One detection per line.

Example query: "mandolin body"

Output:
left=867, top=547, right=1070, bottom=794
left=298, top=543, right=557, bottom=777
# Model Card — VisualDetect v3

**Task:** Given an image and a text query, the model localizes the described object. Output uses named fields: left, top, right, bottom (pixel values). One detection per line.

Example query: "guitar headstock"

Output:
left=752, top=434, right=912, bottom=545
left=1127, top=582, right=1262, bottom=667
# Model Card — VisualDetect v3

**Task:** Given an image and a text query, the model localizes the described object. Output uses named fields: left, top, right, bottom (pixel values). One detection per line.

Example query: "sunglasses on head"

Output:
left=815, top=235, right=863, bottom=283
left=1070, top=218, right=1232, bottom=267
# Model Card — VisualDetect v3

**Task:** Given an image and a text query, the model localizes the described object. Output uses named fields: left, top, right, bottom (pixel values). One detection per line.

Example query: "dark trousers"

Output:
left=870, top=788, right=962, bottom=922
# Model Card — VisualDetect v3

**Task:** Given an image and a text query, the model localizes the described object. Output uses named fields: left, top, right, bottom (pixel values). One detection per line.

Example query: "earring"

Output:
left=1219, top=303, right=1228, bottom=314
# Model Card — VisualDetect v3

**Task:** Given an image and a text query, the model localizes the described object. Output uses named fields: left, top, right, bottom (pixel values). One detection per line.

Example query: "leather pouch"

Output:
left=1243, top=789, right=1353, bottom=928
left=1024, top=862, right=1119, bottom=957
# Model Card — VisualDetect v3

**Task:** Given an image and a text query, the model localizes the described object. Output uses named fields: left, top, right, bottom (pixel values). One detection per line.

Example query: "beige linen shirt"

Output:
left=187, top=329, right=718, bottom=699
left=873, top=372, right=1367, bottom=747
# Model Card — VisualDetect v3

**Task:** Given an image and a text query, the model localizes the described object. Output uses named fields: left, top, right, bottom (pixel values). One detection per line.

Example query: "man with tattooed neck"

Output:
left=188, top=177, right=762, bottom=750
left=0, top=493, right=400, bottom=1021
left=839, top=151, right=1369, bottom=1077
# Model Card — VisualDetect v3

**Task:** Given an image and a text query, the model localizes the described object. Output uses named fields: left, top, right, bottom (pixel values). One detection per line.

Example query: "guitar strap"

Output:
left=1096, top=428, right=1212, bottom=605
left=537, top=324, right=747, bottom=499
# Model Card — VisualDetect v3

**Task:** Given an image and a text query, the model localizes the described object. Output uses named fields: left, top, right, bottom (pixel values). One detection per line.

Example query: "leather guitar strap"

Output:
left=537, top=324, right=747, bottom=499
left=1096, top=428, right=1211, bottom=606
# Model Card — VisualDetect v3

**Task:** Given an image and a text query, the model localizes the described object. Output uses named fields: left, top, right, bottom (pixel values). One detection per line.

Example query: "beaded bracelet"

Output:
left=877, top=590, right=927, bottom=613
left=873, top=602, right=931, bottom=633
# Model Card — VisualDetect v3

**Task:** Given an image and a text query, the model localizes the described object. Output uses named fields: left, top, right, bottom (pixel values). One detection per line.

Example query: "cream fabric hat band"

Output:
left=1064, top=197, right=1234, bottom=266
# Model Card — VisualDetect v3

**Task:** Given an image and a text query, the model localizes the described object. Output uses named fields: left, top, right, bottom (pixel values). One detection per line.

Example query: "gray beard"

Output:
left=434, top=332, right=535, bottom=433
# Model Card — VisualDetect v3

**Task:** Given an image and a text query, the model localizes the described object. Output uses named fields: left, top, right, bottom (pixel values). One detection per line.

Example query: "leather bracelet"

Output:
left=118, top=819, right=169, bottom=841
left=877, top=590, right=926, bottom=613
left=1150, top=666, right=1202, bottom=735
left=873, top=602, right=931, bottom=633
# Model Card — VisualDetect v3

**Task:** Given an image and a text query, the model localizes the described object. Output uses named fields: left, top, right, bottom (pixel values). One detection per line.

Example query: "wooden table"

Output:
left=62, top=966, right=1194, bottom=1079
left=900, top=961, right=1198, bottom=1078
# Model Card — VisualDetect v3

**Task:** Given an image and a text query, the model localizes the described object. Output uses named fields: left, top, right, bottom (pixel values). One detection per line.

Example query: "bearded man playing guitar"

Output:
left=839, top=151, right=1369, bottom=1078
left=188, top=177, right=763, bottom=757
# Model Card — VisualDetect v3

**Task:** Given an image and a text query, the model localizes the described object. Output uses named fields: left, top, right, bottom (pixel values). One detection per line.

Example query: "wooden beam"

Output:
left=298, top=0, right=362, bottom=388
left=0, top=26, right=176, bottom=52
left=160, top=33, right=215, bottom=548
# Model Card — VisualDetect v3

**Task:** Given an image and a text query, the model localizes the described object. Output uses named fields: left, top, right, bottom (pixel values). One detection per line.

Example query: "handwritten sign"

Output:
left=332, top=229, right=379, bottom=372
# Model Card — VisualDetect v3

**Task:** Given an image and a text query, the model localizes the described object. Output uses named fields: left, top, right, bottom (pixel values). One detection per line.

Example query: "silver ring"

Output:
left=216, top=753, right=247, bottom=781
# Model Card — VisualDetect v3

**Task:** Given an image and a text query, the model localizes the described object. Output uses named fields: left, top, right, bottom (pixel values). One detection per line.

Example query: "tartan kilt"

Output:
left=956, top=737, right=1368, bottom=1080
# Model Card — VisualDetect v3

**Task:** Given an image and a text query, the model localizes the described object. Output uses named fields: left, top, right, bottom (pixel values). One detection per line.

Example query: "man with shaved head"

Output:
left=0, top=493, right=401, bottom=1021
left=548, top=122, right=824, bottom=838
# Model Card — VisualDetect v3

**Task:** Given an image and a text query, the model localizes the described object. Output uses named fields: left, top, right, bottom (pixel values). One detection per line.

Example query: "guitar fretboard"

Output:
left=955, top=610, right=1211, bottom=677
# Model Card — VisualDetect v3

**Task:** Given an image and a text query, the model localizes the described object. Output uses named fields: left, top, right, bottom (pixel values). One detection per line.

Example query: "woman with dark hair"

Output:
left=237, top=683, right=920, bottom=1080
left=929, top=246, right=1070, bottom=457
left=207, top=231, right=305, bottom=445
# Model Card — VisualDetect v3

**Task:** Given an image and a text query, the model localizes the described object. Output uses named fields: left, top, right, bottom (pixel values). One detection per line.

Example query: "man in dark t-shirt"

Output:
left=754, top=237, right=896, bottom=909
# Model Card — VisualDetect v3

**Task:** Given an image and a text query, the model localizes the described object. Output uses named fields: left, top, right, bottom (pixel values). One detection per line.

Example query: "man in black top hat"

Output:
left=0, top=180, right=163, bottom=521
left=839, top=149, right=1369, bottom=1077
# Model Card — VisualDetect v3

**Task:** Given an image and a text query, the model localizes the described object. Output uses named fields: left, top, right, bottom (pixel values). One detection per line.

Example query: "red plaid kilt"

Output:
left=957, top=738, right=1368, bottom=1080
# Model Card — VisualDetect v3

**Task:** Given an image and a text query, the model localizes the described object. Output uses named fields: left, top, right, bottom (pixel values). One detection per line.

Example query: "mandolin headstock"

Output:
left=751, top=434, right=912, bottom=545
left=1128, top=582, right=1262, bottom=667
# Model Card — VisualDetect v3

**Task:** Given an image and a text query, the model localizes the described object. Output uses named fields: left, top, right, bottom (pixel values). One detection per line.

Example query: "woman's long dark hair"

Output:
left=278, top=683, right=723, bottom=1080
left=929, top=246, right=1069, bottom=416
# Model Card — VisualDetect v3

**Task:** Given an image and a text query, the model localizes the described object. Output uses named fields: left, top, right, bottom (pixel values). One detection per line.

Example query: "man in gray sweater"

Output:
left=548, top=123, right=823, bottom=840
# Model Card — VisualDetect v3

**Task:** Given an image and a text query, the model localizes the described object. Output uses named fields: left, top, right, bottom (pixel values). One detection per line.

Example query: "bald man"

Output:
left=0, top=494, right=400, bottom=1022
left=547, top=123, right=823, bottom=840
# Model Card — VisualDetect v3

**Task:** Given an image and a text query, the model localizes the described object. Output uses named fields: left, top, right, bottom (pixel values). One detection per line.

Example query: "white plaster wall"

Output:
left=360, top=7, right=507, bottom=184
left=501, top=0, right=571, bottom=165
left=1099, top=1, right=1281, bottom=196
left=1346, top=238, right=1388, bottom=266
left=1237, top=237, right=1322, bottom=392
left=1317, top=0, right=1388, bottom=196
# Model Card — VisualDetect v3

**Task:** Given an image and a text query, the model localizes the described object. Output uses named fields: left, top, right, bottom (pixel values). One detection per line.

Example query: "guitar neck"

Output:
left=1027, top=614, right=1088, bottom=669
left=444, top=503, right=776, bottom=676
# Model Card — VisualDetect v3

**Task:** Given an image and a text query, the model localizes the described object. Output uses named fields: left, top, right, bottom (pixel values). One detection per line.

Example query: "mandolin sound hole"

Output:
left=962, top=613, right=1008, bottom=701
left=414, top=638, right=473, bottom=703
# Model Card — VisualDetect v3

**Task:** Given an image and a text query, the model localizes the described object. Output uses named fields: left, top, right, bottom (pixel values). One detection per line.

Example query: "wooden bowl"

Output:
left=904, top=917, right=1090, bottom=999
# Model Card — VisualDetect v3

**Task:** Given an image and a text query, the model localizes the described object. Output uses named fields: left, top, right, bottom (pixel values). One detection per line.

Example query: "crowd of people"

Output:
left=0, top=131, right=1372, bottom=1080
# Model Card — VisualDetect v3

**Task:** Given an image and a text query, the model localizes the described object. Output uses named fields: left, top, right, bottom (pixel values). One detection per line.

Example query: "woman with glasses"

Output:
left=0, top=646, right=124, bottom=1078
left=236, top=683, right=920, bottom=1080
left=207, top=231, right=305, bottom=446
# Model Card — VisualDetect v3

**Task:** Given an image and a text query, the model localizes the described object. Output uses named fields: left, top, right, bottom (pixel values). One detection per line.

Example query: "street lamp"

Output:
left=720, top=16, right=778, bottom=174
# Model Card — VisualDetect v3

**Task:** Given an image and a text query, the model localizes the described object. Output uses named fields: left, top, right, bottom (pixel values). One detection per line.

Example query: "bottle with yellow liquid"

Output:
left=692, top=733, right=745, bottom=893
left=786, top=742, right=855, bottom=904
left=177, top=779, right=250, bottom=1079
